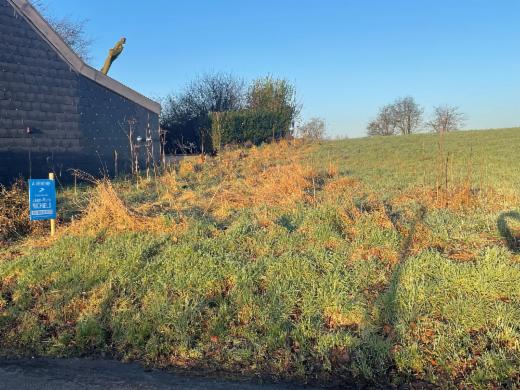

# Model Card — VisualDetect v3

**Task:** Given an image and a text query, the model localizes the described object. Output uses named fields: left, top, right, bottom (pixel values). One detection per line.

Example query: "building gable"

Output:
left=6, top=0, right=160, bottom=114
left=0, top=0, right=161, bottom=183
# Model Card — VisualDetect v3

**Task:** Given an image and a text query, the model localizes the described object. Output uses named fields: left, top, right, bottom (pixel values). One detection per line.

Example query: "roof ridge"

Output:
left=7, top=0, right=161, bottom=114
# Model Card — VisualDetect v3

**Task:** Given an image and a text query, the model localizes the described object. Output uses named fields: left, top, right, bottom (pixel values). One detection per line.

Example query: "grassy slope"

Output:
left=312, top=128, right=520, bottom=193
left=1, top=128, right=520, bottom=388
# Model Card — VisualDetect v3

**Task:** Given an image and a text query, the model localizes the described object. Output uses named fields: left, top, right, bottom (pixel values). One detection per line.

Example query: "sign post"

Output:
left=29, top=173, right=57, bottom=236
left=49, top=172, right=56, bottom=236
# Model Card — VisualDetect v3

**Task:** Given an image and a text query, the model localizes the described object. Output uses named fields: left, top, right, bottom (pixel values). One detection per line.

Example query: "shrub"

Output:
left=207, top=109, right=292, bottom=152
left=161, top=72, right=245, bottom=154
left=246, top=76, right=299, bottom=129
left=161, top=75, right=299, bottom=154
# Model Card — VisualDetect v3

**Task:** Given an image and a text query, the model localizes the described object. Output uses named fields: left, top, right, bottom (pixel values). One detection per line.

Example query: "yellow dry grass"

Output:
left=155, top=140, right=321, bottom=219
left=324, top=305, right=364, bottom=330
left=393, top=184, right=520, bottom=213
left=212, top=161, right=317, bottom=215
left=4, top=137, right=519, bottom=260
left=65, top=180, right=181, bottom=237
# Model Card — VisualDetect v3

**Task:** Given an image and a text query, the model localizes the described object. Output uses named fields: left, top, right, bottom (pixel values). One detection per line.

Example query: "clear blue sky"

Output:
left=43, top=0, right=519, bottom=137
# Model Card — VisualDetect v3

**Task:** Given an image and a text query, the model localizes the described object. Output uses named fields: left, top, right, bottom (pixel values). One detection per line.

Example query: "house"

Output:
left=0, top=0, right=161, bottom=184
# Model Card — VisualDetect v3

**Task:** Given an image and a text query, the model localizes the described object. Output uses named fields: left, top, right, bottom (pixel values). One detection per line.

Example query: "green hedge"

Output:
left=205, top=110, right=292, bottom=152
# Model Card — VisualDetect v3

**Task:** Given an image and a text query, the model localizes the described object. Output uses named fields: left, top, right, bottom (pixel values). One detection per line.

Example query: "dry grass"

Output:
left=2, top=136, right=517, bottom=254
left=0, top=180, right=30, bottom=245
left=65, top=180, right=182, bottom=237
left=393, top=183, right=520, bottom=212
left=153, top=140, right=322, bottom=219
left=0, top=180, right=49, bottom=245
left=212, top=161, right=318, bottom=216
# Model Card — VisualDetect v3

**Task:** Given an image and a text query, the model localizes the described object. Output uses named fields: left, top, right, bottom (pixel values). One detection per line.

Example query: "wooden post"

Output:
left=49, top=172, right=55, bottom=236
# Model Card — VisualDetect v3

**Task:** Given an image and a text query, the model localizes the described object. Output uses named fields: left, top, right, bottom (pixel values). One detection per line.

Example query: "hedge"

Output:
left=205, top=110, right=292, bottom=152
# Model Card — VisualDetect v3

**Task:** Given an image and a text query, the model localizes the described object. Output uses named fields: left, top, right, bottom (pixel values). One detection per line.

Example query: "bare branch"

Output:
left=30, top=1, right=92, bottom=62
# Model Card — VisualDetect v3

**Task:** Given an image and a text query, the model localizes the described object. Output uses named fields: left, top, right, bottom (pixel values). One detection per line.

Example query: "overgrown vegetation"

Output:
left=1, top=128, right=520, bottom=388
left=0, top=180, right=30, bottom=243
left=0, top=180, right=48, bottom=244
left=161, top=74, right=299, bottom=154
left=207, top=109, right=293, bottom=151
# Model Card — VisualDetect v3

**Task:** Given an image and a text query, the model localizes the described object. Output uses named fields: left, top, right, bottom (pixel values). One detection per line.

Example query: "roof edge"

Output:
left=8, top=0, right=161, bottom=115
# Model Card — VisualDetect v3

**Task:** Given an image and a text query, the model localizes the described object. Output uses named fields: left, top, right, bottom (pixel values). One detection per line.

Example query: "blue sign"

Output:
left=29, top=179, right=56, bottom=221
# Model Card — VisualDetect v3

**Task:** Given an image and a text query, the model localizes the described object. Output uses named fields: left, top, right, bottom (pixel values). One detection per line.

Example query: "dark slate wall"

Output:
left=0, top=0, right=160, bottom=184
left=77, top=76, right=160, bottom=178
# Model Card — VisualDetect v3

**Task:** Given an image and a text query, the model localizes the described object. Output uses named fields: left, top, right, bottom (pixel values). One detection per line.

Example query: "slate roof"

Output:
left=7, top=0, right=161, bottom=114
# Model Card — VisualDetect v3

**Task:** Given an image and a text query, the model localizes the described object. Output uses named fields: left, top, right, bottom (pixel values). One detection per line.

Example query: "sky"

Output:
left=42, top=0, right=520, bottom=138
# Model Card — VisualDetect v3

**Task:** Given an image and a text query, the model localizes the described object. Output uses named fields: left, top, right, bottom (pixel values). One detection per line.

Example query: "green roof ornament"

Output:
left=101, top=37, right=126, bottom=75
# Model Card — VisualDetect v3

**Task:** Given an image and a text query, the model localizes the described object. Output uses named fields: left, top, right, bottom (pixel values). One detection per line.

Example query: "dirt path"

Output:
left=0, top=358, right=323, bottom=390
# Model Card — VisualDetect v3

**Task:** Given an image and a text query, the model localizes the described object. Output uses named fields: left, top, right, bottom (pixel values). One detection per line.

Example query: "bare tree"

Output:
left=367, top=105, right=398, bottom=136
left=298, top=117, right=326, bottom=140
left=392, top=96, right=423, bottom=135
left=427, top=105, right=465, bottom=134
left=160, top=72, right=245, bottom=154
left=188, top=72, right=245, bottom=114
left=31, top=0, right=92, bottom=62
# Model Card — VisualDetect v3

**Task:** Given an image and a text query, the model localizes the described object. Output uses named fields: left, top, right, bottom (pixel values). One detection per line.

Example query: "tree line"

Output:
left=367, top=96, right=465, bottom=136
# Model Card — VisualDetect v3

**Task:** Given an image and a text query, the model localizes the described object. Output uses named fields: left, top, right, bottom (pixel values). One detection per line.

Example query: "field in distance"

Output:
left=1, top=127, right=520, bottom=388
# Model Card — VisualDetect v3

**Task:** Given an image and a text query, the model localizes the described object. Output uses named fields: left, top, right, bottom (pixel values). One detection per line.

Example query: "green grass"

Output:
left=1, top=128, right=520, bottom=388
left=312, top=127, right=520, bottom=193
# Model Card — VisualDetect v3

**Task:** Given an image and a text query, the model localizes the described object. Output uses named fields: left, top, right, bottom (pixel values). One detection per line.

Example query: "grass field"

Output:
left=1, top=128, right=520, bottom=388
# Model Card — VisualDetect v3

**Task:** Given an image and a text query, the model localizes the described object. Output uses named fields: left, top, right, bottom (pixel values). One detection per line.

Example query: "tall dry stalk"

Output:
left=113, top=150, right=118, bottom=177
left=124, top=118, right=137, bottom=175
left=436, top=130, right=446, bottom=205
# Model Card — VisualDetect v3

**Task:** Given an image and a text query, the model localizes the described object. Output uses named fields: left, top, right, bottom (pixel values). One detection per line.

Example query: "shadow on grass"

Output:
left=363, top=205, right=438, bottom=388
left=383, top=206, right=428, bottom=312
left=398, top=205, right=427, bottom=262
left=497, top=211, right=520, bottom=253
